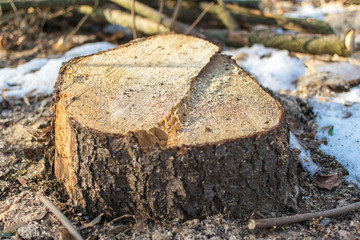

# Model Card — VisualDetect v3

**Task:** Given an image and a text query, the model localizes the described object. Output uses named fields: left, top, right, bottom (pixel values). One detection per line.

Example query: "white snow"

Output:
left=284, top=2, right=344, bottom=20
left=0, top=42, right=116, bottom=99
left=290, top=132, right=321, bottom=177
left=316, top=62, right=360, bottom=81
left=312, top=100, right=360, bottom=185
left=223, top=44, right=306, bottom=91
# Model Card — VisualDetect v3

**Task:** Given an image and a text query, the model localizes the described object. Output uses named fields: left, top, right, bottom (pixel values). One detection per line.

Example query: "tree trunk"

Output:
left=51, top=34, right=299, bottom=220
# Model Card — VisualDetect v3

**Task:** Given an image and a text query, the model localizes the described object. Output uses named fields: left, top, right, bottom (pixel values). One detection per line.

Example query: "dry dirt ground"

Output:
left=1, top=4, right=360, bottom=240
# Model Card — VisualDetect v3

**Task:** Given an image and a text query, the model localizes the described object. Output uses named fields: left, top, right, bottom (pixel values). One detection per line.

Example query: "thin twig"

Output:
left=170, top=0, right=182, bottom=31
left=131, top=0, right=137, bottom=39
left=249, top=201, right=360, bottom=229
left=110, top=0, right=204, bottom=37
left=8, top=0, right=17, bottom=12
left=185, top=1, right=214, bottom=35
left=157, top=0, right=164, bottom=24
left=216, top=0, right=239, bottom=31
left=68, top=0, right=99, bottom=39
left=39, top=195, right=84, bottom=240
left=55, top=0, right=98, bottom=51
left=157, top=0, right=164, bottom=32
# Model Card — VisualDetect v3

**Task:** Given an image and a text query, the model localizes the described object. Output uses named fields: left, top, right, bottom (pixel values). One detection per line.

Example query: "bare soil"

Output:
left=1, top=5, right=360, bottom=240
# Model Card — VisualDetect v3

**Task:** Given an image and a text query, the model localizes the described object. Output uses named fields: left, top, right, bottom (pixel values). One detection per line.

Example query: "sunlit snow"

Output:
left=223, top=44, right=306, bottom=91
left=312, top=100, right=360, bottom=185
left=284, top=2, right=344, bottom=20
left=0, top=42, right=116, bottom=98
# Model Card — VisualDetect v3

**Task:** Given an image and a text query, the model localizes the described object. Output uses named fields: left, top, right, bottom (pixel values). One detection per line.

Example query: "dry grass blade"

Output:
left=54, top=0, right=99, bottom=52
left=185, top=1, right=214, bottom=35
left=39, top=195, right=84, bottom=240
left=158, top=0, right=164, bottom=24
left=8, top=0, right=17, bottom=12
left=131, top=0, right=137, bottom=39
left=170, top=0, right=182, bottom=31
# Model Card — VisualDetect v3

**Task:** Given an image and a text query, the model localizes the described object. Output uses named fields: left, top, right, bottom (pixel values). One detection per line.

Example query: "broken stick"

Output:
left=39, top=195, right=84, bottom=240
left=249, top=201, right=360, bottom=229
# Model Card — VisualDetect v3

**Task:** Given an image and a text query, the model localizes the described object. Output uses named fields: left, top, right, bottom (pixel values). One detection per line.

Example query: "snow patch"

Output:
left=0, top=42, right=116, bottom=99
left=224, top=44, right=306, bottom=91
left=312, top=100, right=360, bottom=186
left=284, top=2, right=344, bottom=20
left=290, top=132, right=321, bottom=177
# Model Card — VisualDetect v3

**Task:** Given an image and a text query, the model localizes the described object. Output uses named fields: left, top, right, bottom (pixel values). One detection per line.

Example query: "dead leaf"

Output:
left=17, top=177, right=27, bottom=185
left=4, top=222, right=27, bottom=232
left=342, top=112, right=352, bottom=119
left=80, top=213, right=103, bottom=230
left=338, top=230, right=354, bottom=240
left=314, top=174, right=339, bottom=190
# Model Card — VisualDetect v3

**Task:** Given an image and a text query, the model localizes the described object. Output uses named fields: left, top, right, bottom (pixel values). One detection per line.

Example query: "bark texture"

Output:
left=52, top=34, right=299, bottom=221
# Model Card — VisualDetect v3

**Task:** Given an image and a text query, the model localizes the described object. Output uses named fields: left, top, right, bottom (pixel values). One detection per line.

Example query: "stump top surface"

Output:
left=56, top=34, right=284, bottom=148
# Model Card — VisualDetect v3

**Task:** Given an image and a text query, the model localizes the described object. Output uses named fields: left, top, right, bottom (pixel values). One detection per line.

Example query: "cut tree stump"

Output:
left=52, top=34, right=299, bottom=220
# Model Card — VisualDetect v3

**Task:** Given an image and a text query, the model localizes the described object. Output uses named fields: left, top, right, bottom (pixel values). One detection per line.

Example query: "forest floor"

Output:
left=1, top=1, right=360, bottom=239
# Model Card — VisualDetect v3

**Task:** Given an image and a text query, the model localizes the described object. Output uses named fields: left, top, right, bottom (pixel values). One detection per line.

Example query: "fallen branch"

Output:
left=249, top=201, right=360, bottom=229
left=110, top=0, right=204, bottom=37
left=39, top=195, right=84, bottom=240
left=78, top=5, right=169, bottom=35
left=207, top=29, right=354, bottom=56
left=246, top=29, right=354, bottom=56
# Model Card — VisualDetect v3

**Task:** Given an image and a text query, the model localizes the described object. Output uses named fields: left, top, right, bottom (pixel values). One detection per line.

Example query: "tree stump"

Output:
left=52, top=34, right=298, bottom=221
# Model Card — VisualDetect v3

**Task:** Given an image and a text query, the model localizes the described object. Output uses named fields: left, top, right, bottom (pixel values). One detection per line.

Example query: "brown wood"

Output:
left=52, top=33, right=299, bottom=220
left=204, top=29, right=354, bottom=56
left=248, top=201, right=360, bottom=229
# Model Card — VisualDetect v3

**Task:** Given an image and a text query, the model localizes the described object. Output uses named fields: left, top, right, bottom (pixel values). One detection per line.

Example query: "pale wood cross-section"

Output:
left=52, top=33, right=298, bottom=220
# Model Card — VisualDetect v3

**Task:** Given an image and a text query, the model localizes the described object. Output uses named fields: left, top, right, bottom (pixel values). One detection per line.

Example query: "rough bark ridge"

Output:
left=52, top=34, right=299, bottom=221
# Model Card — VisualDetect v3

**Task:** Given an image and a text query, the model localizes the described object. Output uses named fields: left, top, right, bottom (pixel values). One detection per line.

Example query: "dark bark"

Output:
left=51, top=34, right=299, bottom=221
left=56, top=118, right=298, bottom=220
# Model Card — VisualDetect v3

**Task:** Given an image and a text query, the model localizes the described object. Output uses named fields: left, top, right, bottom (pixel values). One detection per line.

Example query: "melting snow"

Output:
left=312, top=100, right=360, bottom=185
left=223, top=44, right=306, bottom=91
left=284, top=2, right=344, bottom=20
left=0, top=42, right=116, bottom=99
